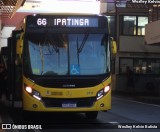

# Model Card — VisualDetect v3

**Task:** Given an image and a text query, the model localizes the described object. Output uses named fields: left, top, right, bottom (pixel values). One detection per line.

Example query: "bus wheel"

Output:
left=85, top=111, right=98, bottom=120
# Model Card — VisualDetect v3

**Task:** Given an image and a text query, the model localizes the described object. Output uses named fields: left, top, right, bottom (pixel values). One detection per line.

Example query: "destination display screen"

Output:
left=26, top=15, right=104, bottom=28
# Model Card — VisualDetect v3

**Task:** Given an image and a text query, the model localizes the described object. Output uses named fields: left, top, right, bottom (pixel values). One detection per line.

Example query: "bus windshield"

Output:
left=25, top=33, right=110, bottom=76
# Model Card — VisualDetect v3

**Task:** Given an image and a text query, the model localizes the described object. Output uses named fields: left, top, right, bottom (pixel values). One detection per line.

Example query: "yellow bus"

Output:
left=7, top=14, right=116, bottom=119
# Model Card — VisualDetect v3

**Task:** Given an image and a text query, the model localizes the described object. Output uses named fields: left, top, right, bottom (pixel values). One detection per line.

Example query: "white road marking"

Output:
left=114, top=96, right=160, bottom=108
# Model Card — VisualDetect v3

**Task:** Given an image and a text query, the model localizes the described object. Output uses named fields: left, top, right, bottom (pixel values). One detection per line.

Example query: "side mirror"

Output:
left=16, top=33, right=23, bottom=56
left=111, top=40, right=117, bottom=54
left=110, top=37, right=117, bottom=55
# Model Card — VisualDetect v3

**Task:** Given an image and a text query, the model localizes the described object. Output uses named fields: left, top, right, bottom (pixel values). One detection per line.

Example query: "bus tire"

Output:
left=85, top=111, right=98, bottom=120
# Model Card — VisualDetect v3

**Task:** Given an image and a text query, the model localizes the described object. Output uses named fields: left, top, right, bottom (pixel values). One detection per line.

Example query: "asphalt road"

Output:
left=1, top=96, right=160, bottom=132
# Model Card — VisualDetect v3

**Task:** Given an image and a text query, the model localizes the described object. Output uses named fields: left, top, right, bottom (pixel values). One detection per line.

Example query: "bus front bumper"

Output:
left=23, top=90, right=111, bottom=112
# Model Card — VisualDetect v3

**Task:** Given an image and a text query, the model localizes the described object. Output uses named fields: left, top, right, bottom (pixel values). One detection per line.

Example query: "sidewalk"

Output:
left=112, top=92, right=160, bottom=105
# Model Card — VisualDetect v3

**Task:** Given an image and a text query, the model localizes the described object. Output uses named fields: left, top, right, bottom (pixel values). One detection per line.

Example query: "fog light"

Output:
left=100, top=103, right=104, bottom=107
left=33, top=104, right=38, bottom=108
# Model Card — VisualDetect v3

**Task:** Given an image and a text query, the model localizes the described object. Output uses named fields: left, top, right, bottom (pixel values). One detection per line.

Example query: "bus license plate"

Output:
left=62, top=102, right=77, bottom=108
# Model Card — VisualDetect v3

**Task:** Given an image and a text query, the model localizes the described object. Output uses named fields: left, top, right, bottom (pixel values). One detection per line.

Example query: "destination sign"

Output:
left=54, top=18, right=90, bottom=27
left=26, top=15, right=100, bottom=28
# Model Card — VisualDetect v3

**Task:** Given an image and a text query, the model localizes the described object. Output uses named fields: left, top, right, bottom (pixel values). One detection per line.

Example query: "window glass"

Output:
left=123, top=16, right=136, bottom=35
left=133, top=59, right=160, bottom=74
left=145, top=60, right=160, bottom=74
left=120, top=58, right=160, bottom=74
left=120, top=58, right=133, bottom=73
left=121, top=16, right=148, bottom=36
left=138, top=17, right=148, bottom=35
left=107, top=16, right=116, bottom=38
left=69, top=34, right=109, bottom=75
left=27, top=33, right=110, bottom=76
left=134, top=59, right=147, bottom=74
left=116, top=1, right=126, bottom=7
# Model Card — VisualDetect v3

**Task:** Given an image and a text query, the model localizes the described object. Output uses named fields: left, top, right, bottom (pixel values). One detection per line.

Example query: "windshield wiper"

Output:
left=52, top=40, right=59, bottom=53
left=39, top=43, right=44, bottom=75
left=77, top=33, right=89, bottom=53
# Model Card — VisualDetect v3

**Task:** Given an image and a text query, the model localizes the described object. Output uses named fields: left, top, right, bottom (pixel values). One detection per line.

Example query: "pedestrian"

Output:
left=0, top=63, right=7, bottom=99
left=126, top=66, right=135, bottom=93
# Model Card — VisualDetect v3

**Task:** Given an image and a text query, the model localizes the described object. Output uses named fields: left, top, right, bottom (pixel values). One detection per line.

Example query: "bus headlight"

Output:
left=26, top=86, right=32, bottom=93
left=96, top=85, right=110, bottom=100
left=25, top=86, right=41, bottom=101
left=33, top=90, right=41, bottom=101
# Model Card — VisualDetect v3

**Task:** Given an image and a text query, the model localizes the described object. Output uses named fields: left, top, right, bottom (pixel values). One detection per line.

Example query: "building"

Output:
left=106, top=1, right=160, bottom=95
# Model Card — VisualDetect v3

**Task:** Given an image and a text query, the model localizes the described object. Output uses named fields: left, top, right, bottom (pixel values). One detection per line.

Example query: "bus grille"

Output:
left=42, top=97, right=96, bottom=108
